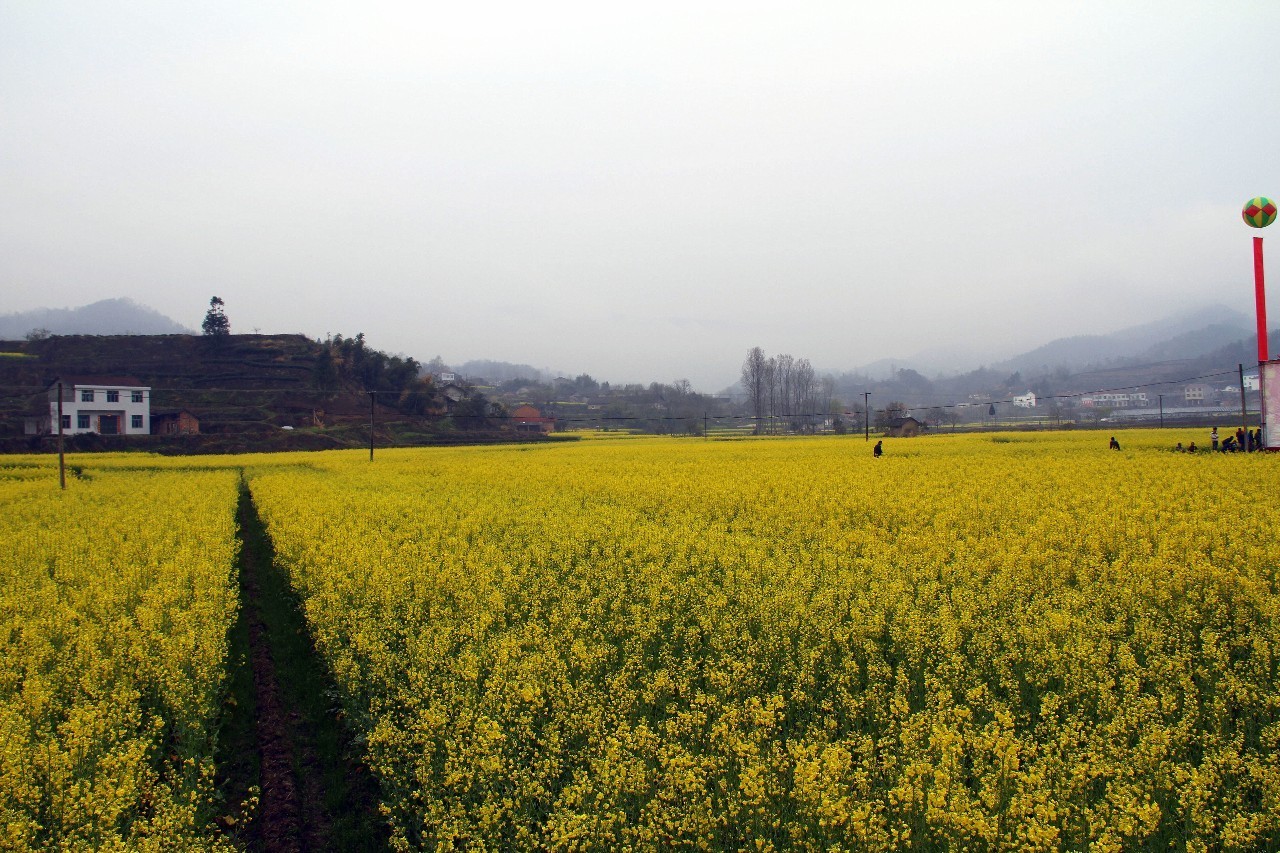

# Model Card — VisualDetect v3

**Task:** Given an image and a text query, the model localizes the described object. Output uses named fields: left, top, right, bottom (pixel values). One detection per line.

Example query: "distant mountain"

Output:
left=847, top=304, right=1254, bottom=383
left=820, top=303, right=1263, bottom=409
left=0, top=298, right=193, bottom=338
left=988, top=304, right=1251, bottom=377
left=856, top=343, right=993, bottom=380
left=1135, top=322, right=1254, bottom=363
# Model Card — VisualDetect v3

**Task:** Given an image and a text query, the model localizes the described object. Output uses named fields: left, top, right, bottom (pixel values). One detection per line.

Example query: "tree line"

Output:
left=740, top=347, right=834, bottom=433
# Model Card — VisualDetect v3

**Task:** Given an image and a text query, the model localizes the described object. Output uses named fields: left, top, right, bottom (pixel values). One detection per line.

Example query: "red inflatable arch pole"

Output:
left=1256, top=236, right=1268, bottom=362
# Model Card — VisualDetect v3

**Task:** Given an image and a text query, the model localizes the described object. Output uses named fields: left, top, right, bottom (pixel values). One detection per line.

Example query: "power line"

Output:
left=0, top=365, right=1248, bottom=403
left=0, top=365, right=1258, bottom=431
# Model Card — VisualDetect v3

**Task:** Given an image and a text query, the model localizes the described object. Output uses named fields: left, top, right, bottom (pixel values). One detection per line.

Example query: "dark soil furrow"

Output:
left=217, top=482, right=388, bottom=852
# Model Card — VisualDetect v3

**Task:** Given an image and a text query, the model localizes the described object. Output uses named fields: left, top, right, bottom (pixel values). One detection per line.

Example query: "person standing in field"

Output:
left=873, top=440, right=883, bottom=458
left=1211, top=427, right=1219, bottom=451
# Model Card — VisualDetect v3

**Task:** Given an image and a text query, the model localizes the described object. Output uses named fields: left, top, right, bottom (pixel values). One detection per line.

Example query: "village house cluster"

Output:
left=1080, top=377, right=1258, bottom=409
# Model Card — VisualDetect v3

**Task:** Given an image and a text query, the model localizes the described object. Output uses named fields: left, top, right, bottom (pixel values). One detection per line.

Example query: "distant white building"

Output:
left=1081, top=390, right=1148, bottom=408
left=1011, top=390, right=1036, bottom=409
left=1184, top=383, right=1212, bottom=405
left=33, top=376, right=151, bottom=435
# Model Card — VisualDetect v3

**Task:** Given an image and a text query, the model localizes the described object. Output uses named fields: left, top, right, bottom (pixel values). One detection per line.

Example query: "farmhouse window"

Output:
left=132, top=391, right=143, bottom=403
left=61, top=415, right=70, bottom=429
left=81, top=390, right=93, bottom=402
left=77, top=414, right=90, bottom=429
left=132, top=415, right=143, bottom=429
left=107, top=390, right=119, bottom=403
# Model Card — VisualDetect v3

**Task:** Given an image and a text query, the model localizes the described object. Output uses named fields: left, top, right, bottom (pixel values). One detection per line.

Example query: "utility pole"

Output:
left=1239, top=363, right=1249, bottom=432
left=1158, top=394, right=1164, bottom=429
left=369, top=391, right=376, bottom=461
left=57, top=381, right=65, bottom=490
left=863, top=392, right=870, bottom=442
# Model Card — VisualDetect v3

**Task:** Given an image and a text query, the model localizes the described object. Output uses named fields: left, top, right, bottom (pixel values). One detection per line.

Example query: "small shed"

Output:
left=511, top=404, right=555, bottom=434
left=152, top=409, right=201, bottom=435
left=886, top=416, right=923, bottom=438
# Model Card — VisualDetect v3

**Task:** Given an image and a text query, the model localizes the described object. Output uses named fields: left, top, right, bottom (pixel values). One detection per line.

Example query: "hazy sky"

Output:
left=3, top=2, right=1278, bottom=390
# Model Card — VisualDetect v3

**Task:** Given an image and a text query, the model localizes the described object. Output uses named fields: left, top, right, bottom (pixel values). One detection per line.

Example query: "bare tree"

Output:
left=793, top=358, right=816, bottom=430
left=741, top=347, right=768, bottom=432
left=820, top=375, right=838, bottom=430
left=774, top=354, right=795, bottom=418
left=764, top=356, right=778, bottom=433
left=875, top=400, right=909, bottom=429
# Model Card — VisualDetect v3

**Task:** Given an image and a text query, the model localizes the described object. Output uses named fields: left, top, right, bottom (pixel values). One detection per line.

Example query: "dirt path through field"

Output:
left=216, top=483, right=388, bottom=851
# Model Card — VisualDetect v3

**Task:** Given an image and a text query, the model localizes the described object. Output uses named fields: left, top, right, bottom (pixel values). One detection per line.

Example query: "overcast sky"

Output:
left=3, top=2, right=1278, bottom=390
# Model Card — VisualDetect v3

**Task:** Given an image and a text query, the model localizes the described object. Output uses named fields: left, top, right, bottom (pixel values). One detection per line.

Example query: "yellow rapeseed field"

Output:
left=4, top=432, right=1277, bottom=850
left=245, top=430, right=1280, bottom=851
left=0, top=460, right=240, bottom=851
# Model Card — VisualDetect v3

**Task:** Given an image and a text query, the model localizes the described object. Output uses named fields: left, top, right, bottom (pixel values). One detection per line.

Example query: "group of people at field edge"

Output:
left=878, top=430, right=1264, bottom=456
left=1171, top=426, right=1265, bottom=453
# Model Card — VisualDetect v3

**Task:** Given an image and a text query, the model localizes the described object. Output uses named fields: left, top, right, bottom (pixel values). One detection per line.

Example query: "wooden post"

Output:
left=57, top=381, right=65, bottom=490
left=369, top=391, right=375, bottom=461
left=1240, top=363, right=1249, bottom=432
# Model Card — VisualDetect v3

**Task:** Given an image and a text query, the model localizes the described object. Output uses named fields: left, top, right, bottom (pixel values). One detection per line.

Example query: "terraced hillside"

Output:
left=0, top=334, right=447, bottom=452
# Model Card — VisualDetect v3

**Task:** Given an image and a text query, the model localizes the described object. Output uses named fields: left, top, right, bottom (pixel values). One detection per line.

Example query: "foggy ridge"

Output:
left=0, top=298, right=193, bottom=338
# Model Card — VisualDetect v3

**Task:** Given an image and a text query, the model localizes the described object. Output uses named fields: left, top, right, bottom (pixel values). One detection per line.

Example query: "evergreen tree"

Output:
left=202, top=297, right=230, bottom=337
left=312, top=345, right=339, bottom=393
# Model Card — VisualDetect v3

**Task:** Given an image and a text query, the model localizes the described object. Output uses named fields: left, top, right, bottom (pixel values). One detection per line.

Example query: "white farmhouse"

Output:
left=44, top=376, right=151, bottom=435
left=1011, top=390, right=1036, bottom=409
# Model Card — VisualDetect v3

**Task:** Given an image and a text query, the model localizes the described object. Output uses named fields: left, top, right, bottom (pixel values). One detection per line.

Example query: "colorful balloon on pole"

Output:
left=1246, top=197, right=1274, bottom=365
left=1246, top=197, right=1278, bottom=449
left=1243, top=197, right=1277, bottom=228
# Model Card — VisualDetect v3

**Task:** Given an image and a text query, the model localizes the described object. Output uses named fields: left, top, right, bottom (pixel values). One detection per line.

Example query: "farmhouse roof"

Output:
left=49, top=375, right=148, bottom=388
